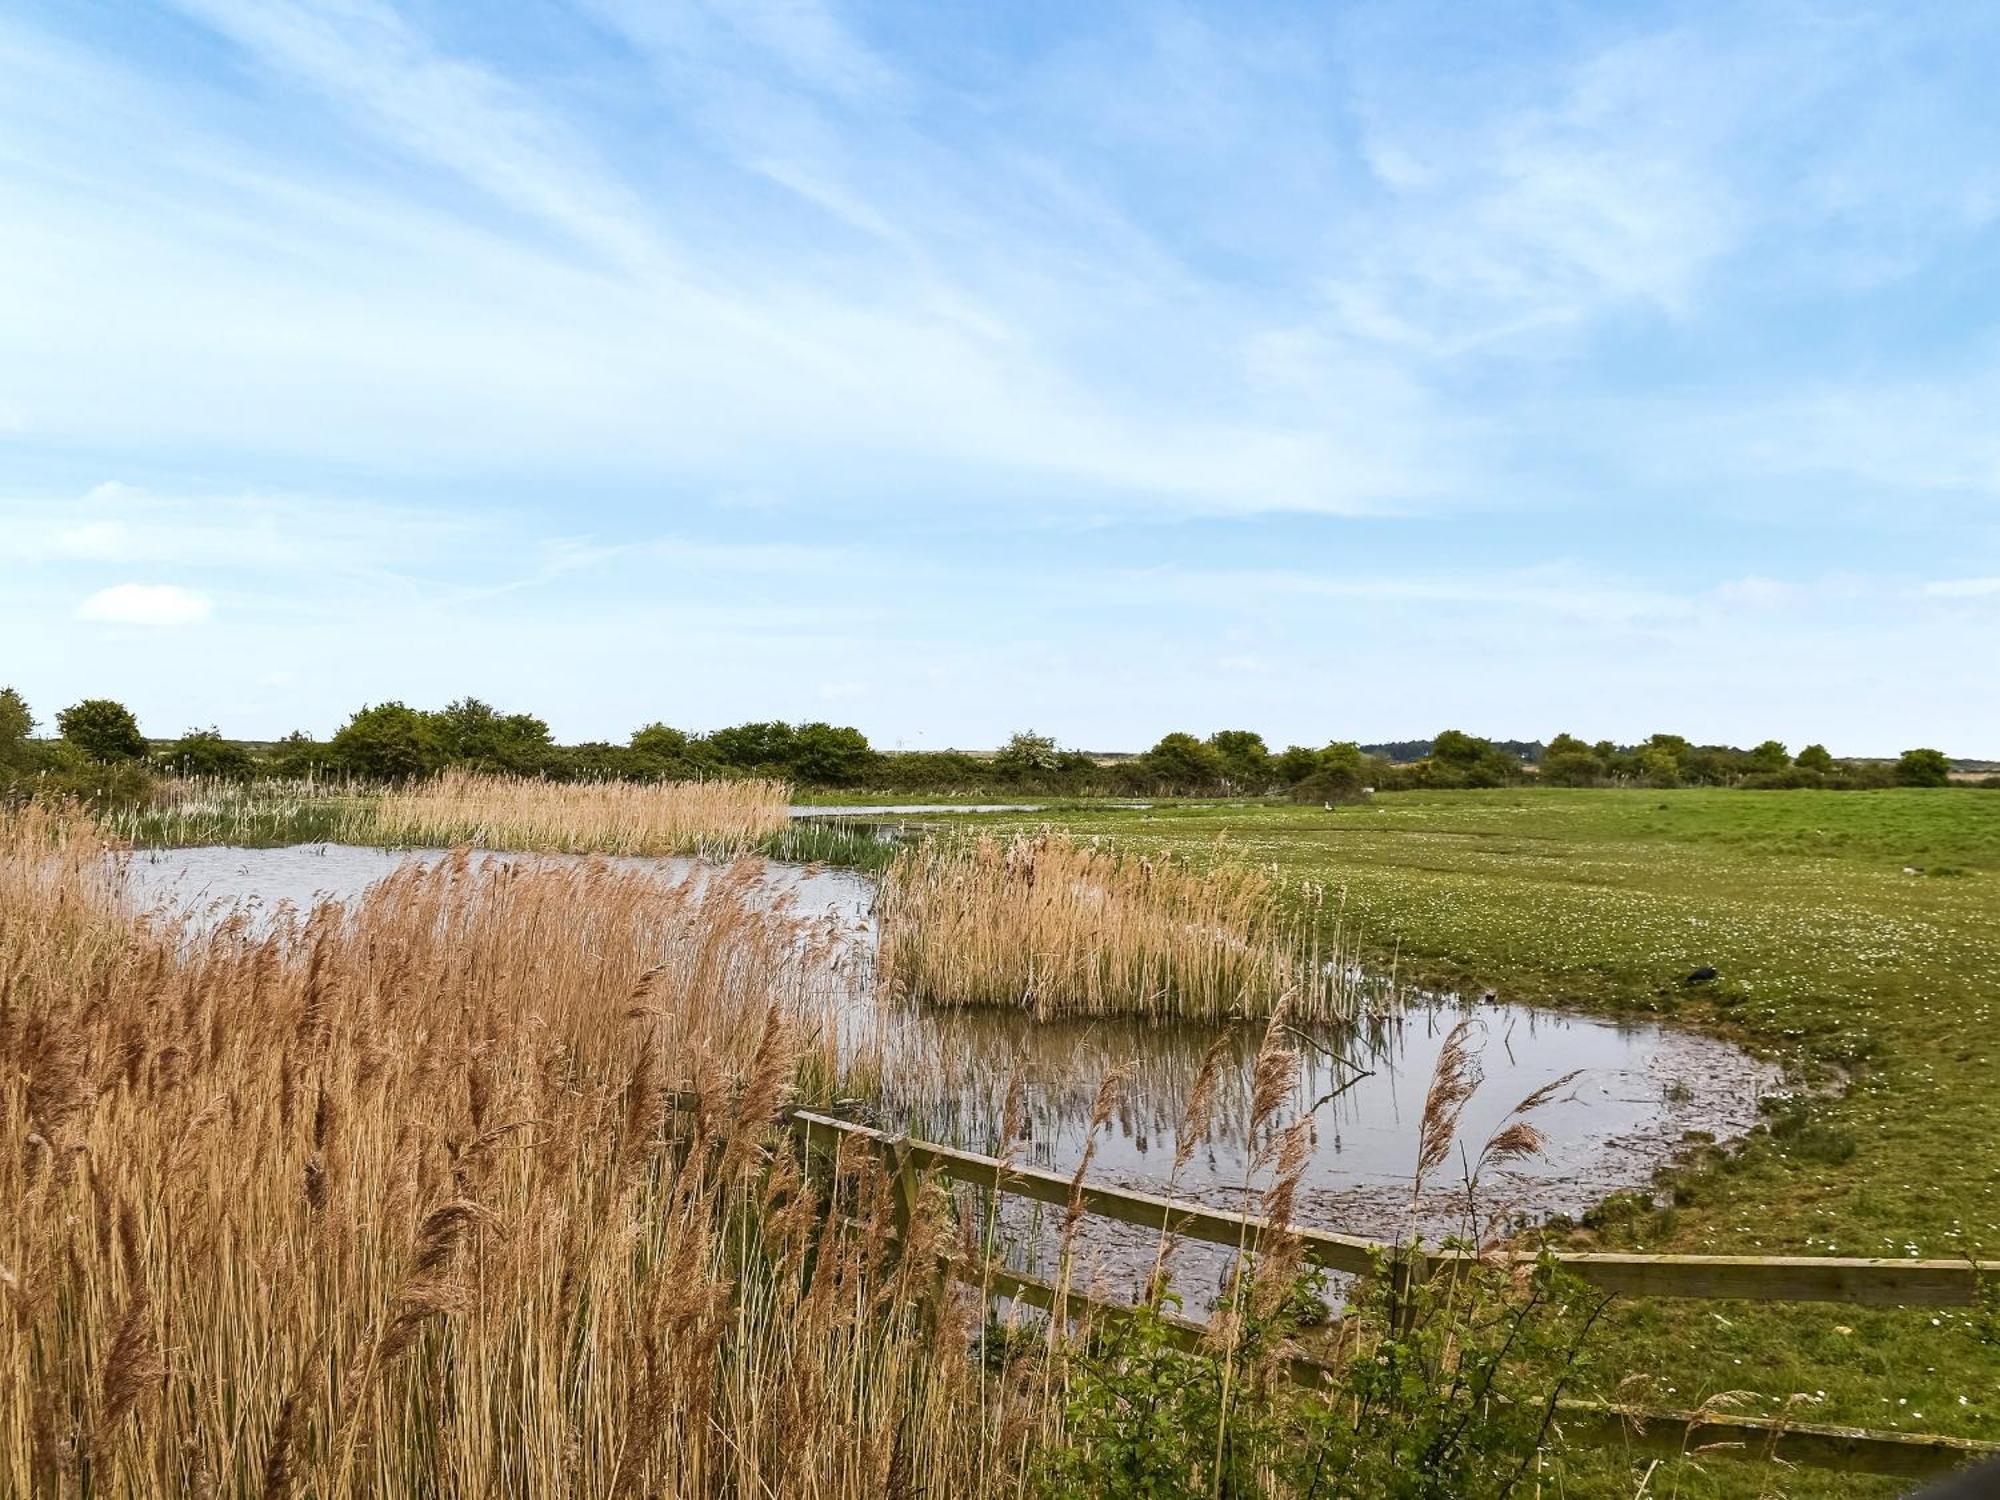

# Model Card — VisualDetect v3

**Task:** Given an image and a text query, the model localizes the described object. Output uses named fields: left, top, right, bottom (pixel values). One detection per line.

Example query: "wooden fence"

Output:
left=775, top=1106, right=2000, bottom=1483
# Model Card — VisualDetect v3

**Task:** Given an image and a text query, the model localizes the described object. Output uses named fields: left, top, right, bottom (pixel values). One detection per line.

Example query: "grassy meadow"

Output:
left=955, top=788, right=2000, bottom=1496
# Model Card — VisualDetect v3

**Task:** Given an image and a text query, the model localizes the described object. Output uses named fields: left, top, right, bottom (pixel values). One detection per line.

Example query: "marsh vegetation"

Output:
left=3, top=804, right=1619, bottom=1498
left=8, top=766, right=1996, bottom=1497
left=877, top=831, right=1351, bottom=1022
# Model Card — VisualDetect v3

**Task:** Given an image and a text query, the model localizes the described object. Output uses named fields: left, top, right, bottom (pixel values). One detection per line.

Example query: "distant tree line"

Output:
left=0, top=686, right=1982, bottom=804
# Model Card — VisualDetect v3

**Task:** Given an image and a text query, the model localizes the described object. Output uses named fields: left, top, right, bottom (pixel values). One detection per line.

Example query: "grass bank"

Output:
left=985, top=788, right=2000, bottom=1496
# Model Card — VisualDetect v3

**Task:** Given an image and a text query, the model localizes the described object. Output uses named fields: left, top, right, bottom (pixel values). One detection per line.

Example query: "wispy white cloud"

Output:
left=1923, top=577, right=2000, bottom=598
left=2, top=1, right=1998, bottom=751
left=166, top=0, right=672, bottom=275
left=0, top=484, right=476, bottom=574
left=0, top=3, right=1433, bottom=516
left=76, top=583, right=214, bottom=626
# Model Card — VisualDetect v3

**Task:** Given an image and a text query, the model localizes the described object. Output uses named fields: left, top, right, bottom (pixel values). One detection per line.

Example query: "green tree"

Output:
left=329, top=702, right=442, bottom=781
left=428, top=697, right=553, bottom=775
left=1291, top=740, right=1370, bottom=803
left=708, top=721, right=797, bottom=774
left=628, top=722, right=708, bottom=779
left=1427, top=729, right=1518, bottom=788
left=787, top=722, right=874, bottom=784
left=270, top=730, right=334, bottom=779
left=1745, top=739, right=1790, bottom=773
left=1272, top=744, right=1320, bottom=784
left=1137, top=732, right=1224, bottom=793
left=1539, top=732, right=1605, bottom=787
left=1430, top=729, right=1485, bottom=766
left=159, top=727, right=254, bottom=779
left=993, top=729, right=1061, bottom=778
left=1895, top=747, right=1951, bottom=787
left=57, top=698, right=147, bottom=762
left=1205, top=729, right=1271, bottom=789
left=0, top=688, right=34, bottom=768
left=1637, top=743, right=1681, bottom=787
left=1795, top=743, right=1835, bottom=774
left=1680, top=746, right=1733, bottom=786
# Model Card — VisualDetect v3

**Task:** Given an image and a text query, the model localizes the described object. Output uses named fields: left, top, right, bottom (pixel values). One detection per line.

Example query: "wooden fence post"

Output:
left=871, top=1133, right=920, bottom=1251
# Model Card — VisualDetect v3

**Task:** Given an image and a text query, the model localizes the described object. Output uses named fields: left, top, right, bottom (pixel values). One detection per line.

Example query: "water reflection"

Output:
left=122, top=844, right=1776, bottom=1288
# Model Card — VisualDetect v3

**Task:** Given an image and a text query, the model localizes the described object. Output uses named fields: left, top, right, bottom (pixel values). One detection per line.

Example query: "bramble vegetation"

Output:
left=1041, top=1256, right=1605, bottom=1500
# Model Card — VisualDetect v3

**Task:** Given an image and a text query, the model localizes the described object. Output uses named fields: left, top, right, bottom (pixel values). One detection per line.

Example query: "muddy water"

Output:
left=125, top=844, right=1777, bottom=1303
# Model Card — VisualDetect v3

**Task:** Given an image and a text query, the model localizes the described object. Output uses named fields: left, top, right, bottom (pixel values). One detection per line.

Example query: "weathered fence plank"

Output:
left=1487, top=1249, right=1998, bottom=1307
left=786, top=1108, right=2000, bottom=1306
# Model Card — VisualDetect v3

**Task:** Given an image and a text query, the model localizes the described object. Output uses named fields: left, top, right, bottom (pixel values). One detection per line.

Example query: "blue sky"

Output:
left=3, top=0, right=1997, bottom=754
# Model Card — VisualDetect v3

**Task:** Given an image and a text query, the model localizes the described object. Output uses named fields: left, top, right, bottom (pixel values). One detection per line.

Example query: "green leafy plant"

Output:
left=1037, top=1252, right=1606, bottom=1500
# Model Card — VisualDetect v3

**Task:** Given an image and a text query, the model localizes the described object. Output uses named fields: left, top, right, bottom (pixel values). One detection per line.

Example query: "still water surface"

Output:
left=124, top=844, right=1777, bottom=1298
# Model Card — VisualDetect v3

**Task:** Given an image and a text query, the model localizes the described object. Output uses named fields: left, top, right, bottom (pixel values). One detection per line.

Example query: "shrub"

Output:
left=157, top=726, right=255, bottom=779
left=1895, top=747, right=1952, bottom=787
left=1040, top=1253, right=1603, bottom=1500
left=427, top=696, right=555, bottom=774
left=56, top=697, right=147, bottom=762
left=0, top=686, right=33, bottom=757
left=267, top=729, right=336, bottom=778
left=329, top=701, right=444, bottom=780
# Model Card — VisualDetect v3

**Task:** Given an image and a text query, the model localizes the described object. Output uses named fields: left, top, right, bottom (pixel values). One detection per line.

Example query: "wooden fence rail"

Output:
left=776, top=1107, right=2000, bottom=1482
left=792, top=1111, right=2000, bottom=1307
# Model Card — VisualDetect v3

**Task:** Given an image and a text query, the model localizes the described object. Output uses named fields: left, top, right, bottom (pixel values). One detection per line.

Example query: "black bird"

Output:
left=1682, top=965, right=1719, bottom=986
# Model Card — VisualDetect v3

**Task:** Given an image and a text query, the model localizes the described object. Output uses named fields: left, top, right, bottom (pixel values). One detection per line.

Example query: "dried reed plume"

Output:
left=877, top=831, right=1355, bottom=1022
left=1411, top=1018, right=1484, bottom=1207
left=365, top=769, right=793, bottom=855
left=0, top=805, right=1040, bottom=1497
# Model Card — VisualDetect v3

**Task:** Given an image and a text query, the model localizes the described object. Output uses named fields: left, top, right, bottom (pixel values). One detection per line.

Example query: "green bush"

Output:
left=1895, top=747, right=1952, bottom=787
left=158, top=726, right=255, bottom=779
left=56, top=697, right=147, bottom=762
left=329, top=701, right=444, bottom=780
left=1037, top=1251, right=1604, bottom=1500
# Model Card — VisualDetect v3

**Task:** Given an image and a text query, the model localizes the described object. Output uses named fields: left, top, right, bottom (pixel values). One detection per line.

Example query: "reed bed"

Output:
left=111, top=771, right=800, bottom=857
left=106, top=774, right=370, bottom=847
left=876, top=830, right=1356, bottom=1022
left=0, top=805, right=1039, bottom=1498
left=361, top=770, right=795, bottom=856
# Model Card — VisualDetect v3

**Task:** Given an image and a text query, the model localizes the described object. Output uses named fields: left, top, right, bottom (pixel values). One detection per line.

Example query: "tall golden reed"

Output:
left=876, top=830, right=1352, bottom=1021
left=366, top=769, right=793, bottom=855
left=0, top=805, right=1040, bottom=1497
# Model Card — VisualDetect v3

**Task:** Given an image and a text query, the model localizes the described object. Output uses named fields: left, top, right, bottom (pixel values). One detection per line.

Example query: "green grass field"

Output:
left=967, top=789, right=2000, bottom=1496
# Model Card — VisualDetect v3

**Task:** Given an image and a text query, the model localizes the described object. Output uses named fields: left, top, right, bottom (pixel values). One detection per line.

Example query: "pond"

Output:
left=123, top=843, right=1778, bottom=1302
